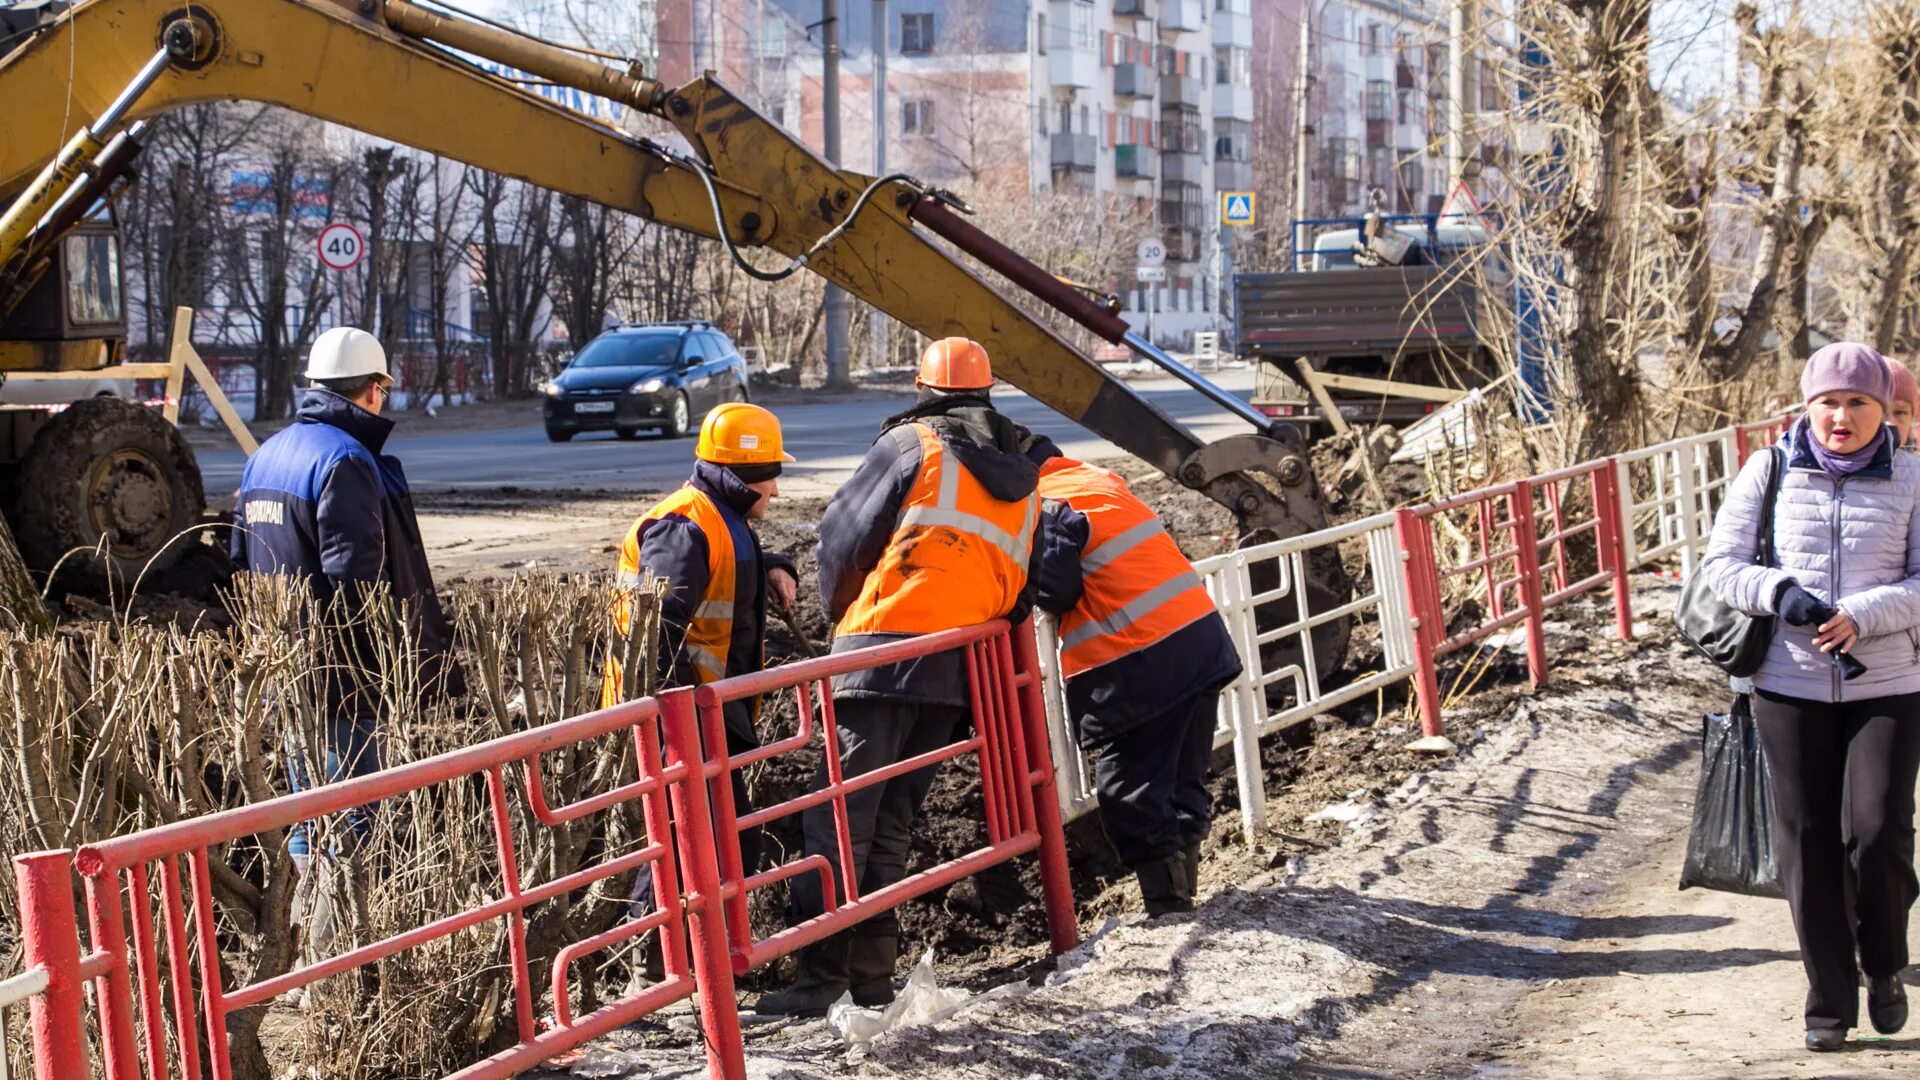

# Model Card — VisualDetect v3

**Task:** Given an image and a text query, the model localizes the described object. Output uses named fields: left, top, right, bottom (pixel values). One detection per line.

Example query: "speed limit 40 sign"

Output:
left=316, top=223, right=365, bottom=272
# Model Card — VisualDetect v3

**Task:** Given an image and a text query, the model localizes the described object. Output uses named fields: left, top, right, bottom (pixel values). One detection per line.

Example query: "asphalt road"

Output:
left=194, top=369, right=1264, bottom=499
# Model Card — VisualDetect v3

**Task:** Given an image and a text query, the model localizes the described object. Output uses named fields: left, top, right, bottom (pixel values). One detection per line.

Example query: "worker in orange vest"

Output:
left=607, top=402, right=799, bottom=950
left=1031, top=449, right=1242, bottom=917
left=757, top=337, right=1053, bottom=1016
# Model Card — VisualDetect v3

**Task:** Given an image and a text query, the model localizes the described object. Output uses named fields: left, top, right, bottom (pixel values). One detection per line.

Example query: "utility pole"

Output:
left=822, top=0, right=852, bottom=389
left=1446, top=0, right=1467, bottom=193
left=1293, top=4, right=1315, bottom=263
left=869, top=0, right=889, bottom=372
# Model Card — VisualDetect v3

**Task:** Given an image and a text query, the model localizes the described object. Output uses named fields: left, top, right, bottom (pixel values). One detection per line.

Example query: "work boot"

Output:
left=1134, top=852, right=1194, bottom=918
left=848, top=934, right=899, bottom=1008
left=752, top=936, right=850, bottom=1018
left=1182, top=843, right=1202, bottom=900
left=1869, top=973, right=1909, bottom=1035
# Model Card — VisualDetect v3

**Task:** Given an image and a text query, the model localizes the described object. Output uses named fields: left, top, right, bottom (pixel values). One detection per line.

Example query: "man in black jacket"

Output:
left=758, top=338, right=1051, bottom=1016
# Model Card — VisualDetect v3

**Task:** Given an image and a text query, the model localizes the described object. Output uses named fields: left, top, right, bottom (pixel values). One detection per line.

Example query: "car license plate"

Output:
left=575, top=401, right=616, bottom=414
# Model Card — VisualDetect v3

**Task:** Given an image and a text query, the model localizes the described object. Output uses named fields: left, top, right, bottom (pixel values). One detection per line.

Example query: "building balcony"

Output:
left=1050, top=132, right=1097, bottom=172
left=1161, top=149, right=1205, bottom=186
left=1158, top=0, right=1203, bottom=33
left=1116, top=143, right=1154, bottom=179
left=1114, top=62, right=1156, bottom=99
left=1115, top=0, right=1149, bottom=17
left=1213, top=9, right=1251, bottom=49
left=1161, top=73, right=1204, bottom=108
left=1212, top=81, right=1253, bottom=122
left=1049, top=45, right=1097, bottom=89
left=1214, top=159, right=1253, bottom=192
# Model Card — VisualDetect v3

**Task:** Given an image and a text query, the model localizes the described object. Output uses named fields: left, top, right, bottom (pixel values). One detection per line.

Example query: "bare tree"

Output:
left=466, top=170, right=557, bottom=399
left=219, top=112, right=345, bottom=421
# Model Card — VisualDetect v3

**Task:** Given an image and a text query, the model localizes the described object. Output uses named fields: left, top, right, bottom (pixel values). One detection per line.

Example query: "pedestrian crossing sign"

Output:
left=1221, top=191, right=1256, bottom=227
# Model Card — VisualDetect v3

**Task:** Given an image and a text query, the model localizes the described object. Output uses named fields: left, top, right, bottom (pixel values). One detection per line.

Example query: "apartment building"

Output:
left=648, top=1, right=1256, bottom=346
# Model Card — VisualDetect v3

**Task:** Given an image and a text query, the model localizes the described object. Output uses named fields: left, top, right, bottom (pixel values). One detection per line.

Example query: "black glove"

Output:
left=1834, top=650, right=1870, bottom=681
left=1776, top=584, right=1831, bottom=627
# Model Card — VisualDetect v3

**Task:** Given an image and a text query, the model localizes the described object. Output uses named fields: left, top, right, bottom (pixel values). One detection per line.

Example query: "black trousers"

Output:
left=1087, top=690, right=1218, bottom=868
left=1753, top=689, right=1920, bottom=1031
left=787, top=699, right=966, bottom=941
left=632, top=699, right=763, bottom=914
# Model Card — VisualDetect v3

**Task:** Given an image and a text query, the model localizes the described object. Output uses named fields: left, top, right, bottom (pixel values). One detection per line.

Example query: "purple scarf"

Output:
left=1799, top=415, right=1888, bottom=476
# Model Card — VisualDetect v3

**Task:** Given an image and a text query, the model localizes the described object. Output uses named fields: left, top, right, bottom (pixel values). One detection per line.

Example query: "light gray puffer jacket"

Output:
left=1699, top=426, right=1920, bottom=702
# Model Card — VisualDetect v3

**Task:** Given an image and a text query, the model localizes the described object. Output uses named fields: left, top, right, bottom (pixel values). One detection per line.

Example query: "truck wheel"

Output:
left=12, top=398, right=206, bottom=582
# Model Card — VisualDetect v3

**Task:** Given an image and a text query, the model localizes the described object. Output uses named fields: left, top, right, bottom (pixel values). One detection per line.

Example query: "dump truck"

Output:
left=0, top=0, right=1350, bottom=667
left=1233, top=213, right=1506, bottom=437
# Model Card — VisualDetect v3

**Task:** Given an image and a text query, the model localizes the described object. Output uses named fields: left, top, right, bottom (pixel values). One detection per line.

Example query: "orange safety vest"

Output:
left=603, top=485, right=739, bottom=706
left=1038, top=458, right=1218, bottom=679
left=835, top=422, right=1040, bottom=637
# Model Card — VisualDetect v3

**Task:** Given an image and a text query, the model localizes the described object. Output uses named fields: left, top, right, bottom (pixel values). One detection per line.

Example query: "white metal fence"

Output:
left=1037, top=418, right=1784, bottom=840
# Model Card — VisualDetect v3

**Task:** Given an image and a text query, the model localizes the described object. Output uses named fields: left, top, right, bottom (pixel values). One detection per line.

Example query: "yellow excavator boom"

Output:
left=0, top=0, right=1341, bottom=592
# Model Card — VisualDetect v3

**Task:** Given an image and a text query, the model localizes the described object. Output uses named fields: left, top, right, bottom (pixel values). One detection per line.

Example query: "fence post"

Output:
left=1674, top=447, right=1703, bottom=576
left=13, top=852, right=86, bottom=1080
left=1734, top=424, right=1750, bottom=465
left=1510, top=481, right=1549, bottom=688
left=1594, top=458, right=1634, bottom=641
left=1394, top=508, right=1446, bottom=738
left=1008, top=618, right=1080, bottom=956
left=78, top=869, right=141, bottom=1080
left=657, top=688, right=746, bottom=1080
left=1223, top=556, right=1269, bottom=840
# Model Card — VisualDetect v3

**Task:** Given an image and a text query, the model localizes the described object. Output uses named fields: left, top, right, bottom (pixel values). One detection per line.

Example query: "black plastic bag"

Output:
left=1679, top=695, right=1785, bottom=899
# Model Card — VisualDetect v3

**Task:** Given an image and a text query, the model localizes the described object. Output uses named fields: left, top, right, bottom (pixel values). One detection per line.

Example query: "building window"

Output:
left=901, top=12, right=934, bottom=55
left=1069, top=1, right=1095, bottom=49
left=902, top=99, right=935, bottom=137
left=1214, top=45, right=1249, bottom=85
left=1398, top=88, right=1416, bottom=125
left=1365, top=22, right=1384, bottom=54
left=1366, top=80, right=1391, bottom=121
left=1036, top=12, right=1046, bottom=54
left=1368, top=146, right=1394, bottom=189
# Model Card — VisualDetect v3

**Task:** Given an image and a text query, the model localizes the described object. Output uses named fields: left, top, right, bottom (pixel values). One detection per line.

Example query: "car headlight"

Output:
left=541, top=380, right=563, bottom=397
left=629, top=378, right=665, bottom=394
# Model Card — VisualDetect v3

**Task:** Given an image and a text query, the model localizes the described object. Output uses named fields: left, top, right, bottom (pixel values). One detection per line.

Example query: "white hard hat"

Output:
left=305, top=327, right=390, bottom=381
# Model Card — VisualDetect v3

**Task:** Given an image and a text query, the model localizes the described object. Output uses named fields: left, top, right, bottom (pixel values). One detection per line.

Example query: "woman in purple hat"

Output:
left=1699, top=341, right=1920, bottom=1052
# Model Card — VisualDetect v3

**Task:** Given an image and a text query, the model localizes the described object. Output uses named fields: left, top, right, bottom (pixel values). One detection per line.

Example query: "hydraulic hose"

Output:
left=670, top=147, right=925, bottom=283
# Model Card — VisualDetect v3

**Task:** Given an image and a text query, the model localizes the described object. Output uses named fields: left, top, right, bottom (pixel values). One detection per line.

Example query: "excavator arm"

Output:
left=0, top=0, right=1347, bottom=661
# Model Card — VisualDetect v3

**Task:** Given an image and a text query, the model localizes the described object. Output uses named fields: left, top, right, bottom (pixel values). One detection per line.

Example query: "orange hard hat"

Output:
left=917, top=337, right=993, bottom=391
left=695, top=402, right=796, bottom=465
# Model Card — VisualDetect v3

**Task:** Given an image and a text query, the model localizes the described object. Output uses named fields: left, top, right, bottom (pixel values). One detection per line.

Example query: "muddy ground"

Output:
left=551, top=578, right=1918, bottom=1080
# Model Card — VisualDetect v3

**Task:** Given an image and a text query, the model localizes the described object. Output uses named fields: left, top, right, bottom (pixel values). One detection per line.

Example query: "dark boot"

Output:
left=1182, top=843, right=1202, bottom=899
left=753, top=935, right=850, bottom=1017
left=1805, top=1027, right=1847, bottom=1052
left=1134, top=852, right=1194, bottom=918
left=848, top=934, right=899, bottom=1008
left=1869, top=974, right=1909, bottom=1035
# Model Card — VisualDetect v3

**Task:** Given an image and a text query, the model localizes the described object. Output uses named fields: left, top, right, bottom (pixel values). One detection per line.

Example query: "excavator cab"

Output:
left=0, top=196, right=206, bottom=583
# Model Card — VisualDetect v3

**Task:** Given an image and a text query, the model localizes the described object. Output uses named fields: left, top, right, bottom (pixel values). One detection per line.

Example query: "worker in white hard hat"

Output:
left=232, top=327, right=457, bottom=953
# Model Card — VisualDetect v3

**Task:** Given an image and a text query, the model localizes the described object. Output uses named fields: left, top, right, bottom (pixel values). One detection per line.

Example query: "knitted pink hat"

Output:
left=1889, top=358, right=1920, bottom=412
left=1802, top=343, right=1893, bottom=410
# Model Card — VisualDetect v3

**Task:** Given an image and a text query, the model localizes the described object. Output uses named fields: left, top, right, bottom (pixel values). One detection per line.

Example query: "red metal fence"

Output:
left=1393, top=416, right=1791, bottom=738
left=9, top=618, right=1075, bottom=1080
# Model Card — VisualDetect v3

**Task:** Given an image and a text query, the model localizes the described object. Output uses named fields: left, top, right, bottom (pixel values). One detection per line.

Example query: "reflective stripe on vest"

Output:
left=835, top=422, right=1039, bottom=637
left=605, top=485, right=738, bottom=704
left=1039, top=459, right=1219, bottom=679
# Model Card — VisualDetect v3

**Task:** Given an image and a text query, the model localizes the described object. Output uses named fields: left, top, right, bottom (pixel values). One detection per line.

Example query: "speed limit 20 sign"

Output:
left=316, top=223, right=365, bottom=272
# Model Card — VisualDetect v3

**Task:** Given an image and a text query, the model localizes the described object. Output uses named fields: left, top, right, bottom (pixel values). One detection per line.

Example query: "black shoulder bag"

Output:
left=1673, top=446, right=1785, bottom=676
